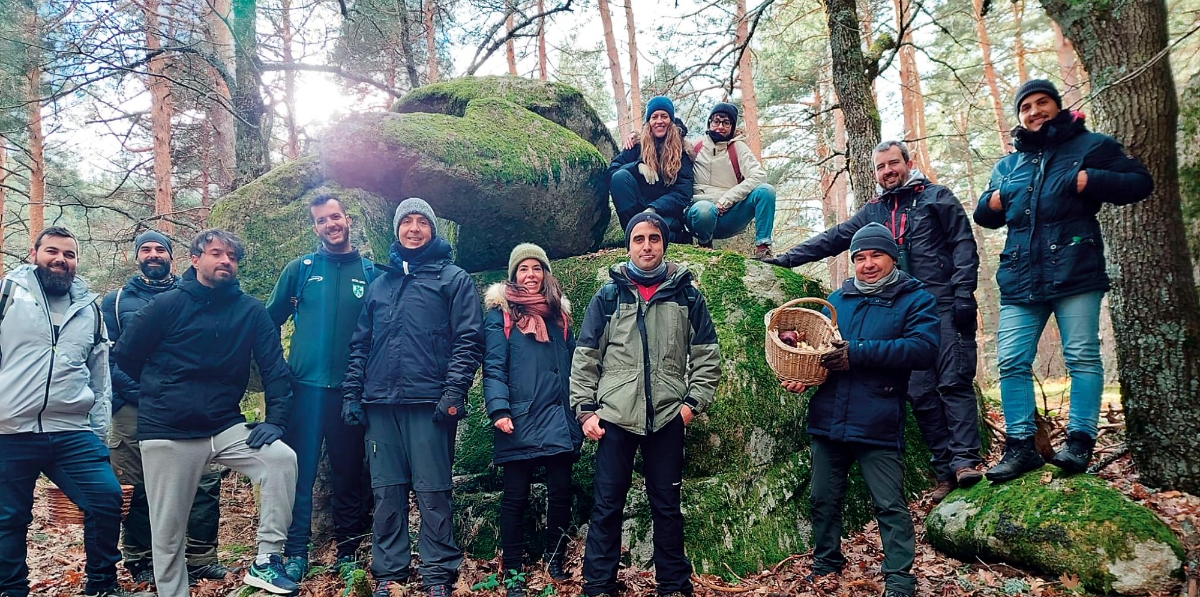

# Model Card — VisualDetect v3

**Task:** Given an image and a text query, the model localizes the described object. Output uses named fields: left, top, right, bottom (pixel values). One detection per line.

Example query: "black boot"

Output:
left=544, top=551, right=569, bottom=581
left=1049, top=431, right=1096, bottom=474
left=985, top=436, right=1045, bottom=483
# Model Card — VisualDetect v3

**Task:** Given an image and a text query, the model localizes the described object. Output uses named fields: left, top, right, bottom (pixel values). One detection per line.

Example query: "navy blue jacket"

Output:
left=482, top=285, right=582, bottom=464
left=807, top=272, right=940, bottom=449
left=608, top=142, right=695, bottom=220
left=342, top=238, right=484, bottom=405
left=973, top=112, right=1153, bottom=304
left=101, top=275, right=177, bottom=412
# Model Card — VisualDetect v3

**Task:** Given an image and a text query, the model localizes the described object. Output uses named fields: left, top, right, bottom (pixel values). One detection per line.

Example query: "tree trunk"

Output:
left=397, top=0, right=419, bottom=89
left=1052, top=20, right=1086, bottom=108
left=279, top=0, right=299, bottom=160
left=597, top=0, right=632, bottom=138
left=1011, top=0, right=1029, bottom=82
left=537, top=0, right=548, bottom=80
left=0, top=141, right=6, bottom=276
left=973, top=0, right=1011, bottom=153
left=893, top=0, right=932, bottom=178
left=203, top=0, right=235, bottom=198
left=26, top=63, right=45, bottom=243
left=505, top=8, right=518, bottom=75
left=232, top=0, right=268, bottom=188
left=815, top=82, right=849, bottom=288
left=735, top=0, right=762, bottom=159
left=143, top=0, right=176, bottom=234
left=823, top=0, right=881, bottom=208
left=425, top=0, right=438, bottom=83
left=1040, top=0, right=1200, bottom=492
left=623, top=0, right=640, bottom=120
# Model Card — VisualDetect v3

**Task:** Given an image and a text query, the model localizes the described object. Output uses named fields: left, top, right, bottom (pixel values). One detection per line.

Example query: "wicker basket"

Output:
left=46, top=484, right=135, bottom=526
left=764, top=297, right=842, bottom=385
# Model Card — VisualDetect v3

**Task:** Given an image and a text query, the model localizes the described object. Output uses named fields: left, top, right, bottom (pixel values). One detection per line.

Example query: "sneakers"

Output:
left=283, top=555, right=308, bottom=582
left=753, top=244, right=773, bottom=260
left=930, top=479, right=955, bottom=503
left=985, top=436, right=1046, bottom=483
left=188, top=562, right=230, bottom=582
left=374, top=581, right=401, bottom=597
left=544, top=551, right=569, bottom=580
left=956, top=466, right=984, bottom=487
left=245, top=554, right=300, bottom=594
left=1049, top=431, right=1096, bottom=474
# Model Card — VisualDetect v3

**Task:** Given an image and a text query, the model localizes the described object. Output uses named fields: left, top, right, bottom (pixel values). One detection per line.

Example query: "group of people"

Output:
left=0, top=77, right=1152, bottom=597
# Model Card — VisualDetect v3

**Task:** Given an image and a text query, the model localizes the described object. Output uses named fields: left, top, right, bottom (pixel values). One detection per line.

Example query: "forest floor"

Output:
left=24, top=387, right=1200, bottom=597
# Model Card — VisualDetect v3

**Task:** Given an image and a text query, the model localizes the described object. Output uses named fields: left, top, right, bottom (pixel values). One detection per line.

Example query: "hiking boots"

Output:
left=753, top=244, right=773, bottom=260
left=374, top=581, right=401, bottom=597
left=426, top=584, right=451, bottom=597
left=930, top=479, right=955, bottom=503
left=985, top=436, right=1045, bottom=483
left=131, top=568, right=156, bottom=587
left=956, top=466, right=983, bottom=487
left=544, top=551, right=569, bottom=580
left=698, top=241, right=714, bottom=249
left=1050, top=431, right=1097, bottom=474
left=283, top=555, right=308, bottom=582
left=505, top=569, right=527, bottom=597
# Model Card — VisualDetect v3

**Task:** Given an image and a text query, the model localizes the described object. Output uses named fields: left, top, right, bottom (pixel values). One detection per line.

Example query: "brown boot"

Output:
left=930, top=479, right=956, bottom=503
left=956, top=466, right=983, bottom=488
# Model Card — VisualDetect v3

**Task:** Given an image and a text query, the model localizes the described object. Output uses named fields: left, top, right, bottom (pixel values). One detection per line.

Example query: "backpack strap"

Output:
left=728, top=143, right=744, bottom=183
left=92, top=300, right=105, bottom=346
left=113, top=287, right=124, bottom=335
left=291, top=254, right=316, bottom=313
left=0, top=279, right=13, bottom=326
left=693, top=140, right=704, bottom=155
left=361, top=258, right=378, bottom=284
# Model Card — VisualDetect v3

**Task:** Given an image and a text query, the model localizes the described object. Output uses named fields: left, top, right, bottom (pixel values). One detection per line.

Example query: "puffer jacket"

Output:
left=101, top=274, right=177, bottom=412
left=0, top=264, right=111, bottom=438
left=342, top=238, right=485, bottom=405
left=608, top=141, right=695, bottom=220
left=570, top=263, right=721, bottom=435
left=974, top=111, right=1152, bottom=304
left=772, top=171, right=978, bottom=305
left=807, top=272, right=940, bottom=449
left=692, top=133, right=767, bottom=208
left=482, top=284, right=581, bottom=464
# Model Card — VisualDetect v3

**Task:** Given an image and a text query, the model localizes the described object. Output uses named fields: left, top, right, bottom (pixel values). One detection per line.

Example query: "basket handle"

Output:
left=775, top=297, right=837, bottom=328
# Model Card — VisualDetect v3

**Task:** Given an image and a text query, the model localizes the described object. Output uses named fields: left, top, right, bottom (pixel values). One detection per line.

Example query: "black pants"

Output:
left=809, top=437, right=915, bottom=595
left=908, top=306, right=981, bottom=480
left=500, top=453, right=574, bottom=572
left=583, top=416, right=691, bottom=597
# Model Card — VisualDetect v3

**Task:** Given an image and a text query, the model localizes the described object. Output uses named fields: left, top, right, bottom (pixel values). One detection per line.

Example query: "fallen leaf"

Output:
left=1060, top=572, right=1081, bottom=591
left=1040, top=470, right=1054, bottom=484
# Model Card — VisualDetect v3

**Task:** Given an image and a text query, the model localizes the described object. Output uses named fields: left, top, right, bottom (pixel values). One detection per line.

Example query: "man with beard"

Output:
left=0, top=226, right=124, bottom=597
left=114, top=229, right=299, bottom=597
left=102, top=230, right=227, bottom=587
left=266, top=195, right=377, bottom=581
left=766, top=140, right=984, bottom=503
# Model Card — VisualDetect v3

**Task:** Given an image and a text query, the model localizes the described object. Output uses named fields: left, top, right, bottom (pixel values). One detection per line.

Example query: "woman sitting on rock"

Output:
left=482, top=243, right=582, bottom=597
left=608, top=96, right=694, bottom=242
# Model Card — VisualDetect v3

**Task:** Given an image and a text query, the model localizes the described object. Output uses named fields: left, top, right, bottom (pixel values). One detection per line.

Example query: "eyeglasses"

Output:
left=709, top=118, right=732, bottom=127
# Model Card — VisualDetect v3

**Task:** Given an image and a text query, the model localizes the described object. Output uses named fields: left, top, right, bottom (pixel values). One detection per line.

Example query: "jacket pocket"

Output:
left=595, top=370, right=640, bottom=428
left=1048, top=236, right=1103, bottom=290
left=995, top=244, right=1022, bottom=294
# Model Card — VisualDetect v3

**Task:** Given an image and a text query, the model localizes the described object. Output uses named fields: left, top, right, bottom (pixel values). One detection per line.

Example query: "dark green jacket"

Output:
left=266, top=248, right=375, bottom=388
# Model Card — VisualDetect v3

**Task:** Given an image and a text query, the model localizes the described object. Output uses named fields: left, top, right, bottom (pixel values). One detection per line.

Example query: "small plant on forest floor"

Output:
left=472, top=572, right=502, bottom=591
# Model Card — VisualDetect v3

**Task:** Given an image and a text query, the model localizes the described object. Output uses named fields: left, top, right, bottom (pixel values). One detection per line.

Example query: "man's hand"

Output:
left=781, top=381, right=808, bottom=394
left=582, top=415, right=605, bottom=441
left=623, top=131, right=638, bottom=150
left=820, top=340, right=850, bottom=371
left=681, top=405, right=694, bottom=425
left=494, top=417, right=514, bottom=434
left=1076, top=170, right=1088, bottom=193
left=953, top=296, right=978, bottom=332
left=245, top=422, right=284, bottom=448
left=986, top=191, right=1002, bottom=211
left=342, top=399, right=366, bottom=427
left=432, top=391, right=467, bottom=425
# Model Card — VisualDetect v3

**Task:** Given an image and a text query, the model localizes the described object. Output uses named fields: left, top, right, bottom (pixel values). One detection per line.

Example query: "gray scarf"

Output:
left=853, top=267, right=901, bottom=295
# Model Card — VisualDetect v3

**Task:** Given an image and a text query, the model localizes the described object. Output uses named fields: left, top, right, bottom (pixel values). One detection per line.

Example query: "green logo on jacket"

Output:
left=352, top=279, right=366, bottom=299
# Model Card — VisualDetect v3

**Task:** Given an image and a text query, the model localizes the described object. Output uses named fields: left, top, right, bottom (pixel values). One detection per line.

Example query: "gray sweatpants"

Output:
left=142, top=424, right=297, bottom=597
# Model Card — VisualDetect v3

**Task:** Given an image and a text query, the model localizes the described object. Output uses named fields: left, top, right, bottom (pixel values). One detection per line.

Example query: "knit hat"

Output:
left=134, top=230, right=173, bottom=259
left=508, top=243, right=551, bottom=281
left=393, top=197, right=438, bottom=239
left=624, top=212, right=670, bottom=251
left=849, top=222, right=899, bottom=263
left=645, top=96, right=675, bottom=122
left=1013, top=79, right=1062, bottom=115
left=709, top=102, right=739, bottom=131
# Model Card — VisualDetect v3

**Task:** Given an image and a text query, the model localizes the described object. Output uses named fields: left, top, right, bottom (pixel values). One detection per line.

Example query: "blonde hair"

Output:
left=638, top=120, right=684, bottom=185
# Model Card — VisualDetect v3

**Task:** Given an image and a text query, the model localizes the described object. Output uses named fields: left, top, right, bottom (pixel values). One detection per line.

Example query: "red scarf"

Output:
left=504, top=285, right=565, bottom=343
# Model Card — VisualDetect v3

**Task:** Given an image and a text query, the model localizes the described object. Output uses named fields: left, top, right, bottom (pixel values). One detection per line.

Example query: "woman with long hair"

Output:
left=482, top=244, right=582, bottom=597
left=608, top=96, right=694, bottom=241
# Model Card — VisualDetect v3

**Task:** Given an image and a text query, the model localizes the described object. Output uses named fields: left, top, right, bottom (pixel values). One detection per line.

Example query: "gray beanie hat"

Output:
left=849, top=222, right=899, bottom=263
left=393, top=197, right=438, bottom=239
left=134, top=230, right=173, bottom=258
left=508, top=243, right=551, bottom=281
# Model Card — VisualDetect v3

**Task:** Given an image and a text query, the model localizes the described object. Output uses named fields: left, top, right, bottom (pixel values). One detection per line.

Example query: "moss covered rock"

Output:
left=926, top=468, right=1183, bottom=594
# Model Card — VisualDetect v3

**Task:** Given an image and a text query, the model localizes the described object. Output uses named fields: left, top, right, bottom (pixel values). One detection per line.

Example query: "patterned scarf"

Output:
left=504, top=284, right=564, bottom=343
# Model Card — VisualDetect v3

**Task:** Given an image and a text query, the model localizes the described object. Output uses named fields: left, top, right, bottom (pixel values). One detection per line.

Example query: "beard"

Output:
left=35, top=263, right=74, bottom=296
left=139, top=258, right=172, bottom=280
left=206, top=268, right=237, bottom=288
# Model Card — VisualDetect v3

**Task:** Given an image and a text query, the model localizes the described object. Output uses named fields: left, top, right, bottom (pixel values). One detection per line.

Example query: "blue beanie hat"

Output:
left=624, top=212, right=670, bottom=251
left=1013, top=79, right=1062, bottom=115
left=645, top=96, right=675, bottom=122
left=134, top=230, right=173, bottom=258
left=849, top=223, right=899, bottom=263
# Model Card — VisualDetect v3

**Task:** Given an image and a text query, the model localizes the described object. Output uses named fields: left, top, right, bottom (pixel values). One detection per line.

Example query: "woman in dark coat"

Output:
left=608, top=95, right=694, bottom=242
left=483, top=243, right=581, bottom=597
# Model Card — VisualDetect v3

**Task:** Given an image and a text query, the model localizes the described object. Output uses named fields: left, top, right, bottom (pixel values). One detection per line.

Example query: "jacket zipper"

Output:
left=35, top=283, right=61, bottom=433
left=636, top=295, right=654, bottom=435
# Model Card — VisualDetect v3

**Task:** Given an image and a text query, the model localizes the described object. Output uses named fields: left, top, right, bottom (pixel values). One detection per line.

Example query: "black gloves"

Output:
left=953, top=296, right=978, bottom=332
left=820, top=340, right=850, bottom=371
left=342, top=399, right=366, bottom=427
left=432, top=391, right=467, bottom=425
left=245, top=422, right=285, bottom=448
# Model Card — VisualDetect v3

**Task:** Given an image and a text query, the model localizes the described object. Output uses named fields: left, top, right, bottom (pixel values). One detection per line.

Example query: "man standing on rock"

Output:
left=766, top=140, right=984, bottom=502
left=103, top=230, right=227, bottom=587
left=114, top=229, right=299, bottom=597
left=571, top=212, right=723, bottom=597
left=341, top=198, right=485, bottom=597
left=266, top=195, right=377, bottom=582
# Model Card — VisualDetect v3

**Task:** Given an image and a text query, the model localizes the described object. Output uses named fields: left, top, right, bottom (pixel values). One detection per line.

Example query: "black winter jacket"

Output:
left=482, top=284, right=582, bottom=465
left=772, top=173, right=978, bottom=305
left=112, top=268, right=293, bottom=441
left=973, top=111, right=1153, bottom=304
left=608, top=142, right=695, bottom=220
left=101, top=275, right=177, bottom=412
left=342, top=238, right=484, bottom=406
left=807, top=272, right=940, bottom=449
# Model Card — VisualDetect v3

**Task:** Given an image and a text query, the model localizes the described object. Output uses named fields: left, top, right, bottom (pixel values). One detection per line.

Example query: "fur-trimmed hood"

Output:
left=484, top=282, right=571, bottom=316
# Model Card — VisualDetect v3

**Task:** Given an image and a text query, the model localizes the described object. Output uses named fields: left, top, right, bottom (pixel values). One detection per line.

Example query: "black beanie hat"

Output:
left=134, top=230, right=173, bottom=259
left=709, top=102, right=739, bottom=132
left=625, top=212, right=670, bottom=251
left=1013, top=79, right=1062, bottom=115
left=849, top=222, right=899, bottom=263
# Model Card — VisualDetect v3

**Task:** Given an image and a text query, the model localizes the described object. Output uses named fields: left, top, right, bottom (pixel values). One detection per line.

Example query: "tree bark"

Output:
left=232, top=0, right=268, bottom=188
left=26, top=62, right=45, bottom=243
left=1052, top=20, right=1086, bottom=108
left=279, top=0, right=299, bottom=160
left=397, top=0, right=419, bottom=89
left=735, top=0, right=762, bottom=159
left=142, top=0, right=176, bottom=234
left=815, top=82, right=849, bottom=288
left=597, top=0, right=632, bottom=138
left=1040, top=0, right=1200, bottom=492
left=893, top=0, right=932, bottom=178
left=0, top=141, right=6, bottom=276
left=823, top=0, right=881, bottom=207
left=505, top=8, right=518, bottom=75
left=537, top=0, right=548, bottom=80
left=973, top=0, right=1011, bottom=153
left=203, top=0, right=235, bottom=197
left=425, top=0, right=438, bottom=83
left=623, top=0, right=640, bottom=120
left=1011, top=0, right=1029, bottom=82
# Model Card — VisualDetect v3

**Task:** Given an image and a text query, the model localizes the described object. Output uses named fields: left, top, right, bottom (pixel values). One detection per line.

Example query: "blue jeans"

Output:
left=0, top=431, right=123, bottom=596
left=996, top=291, right=1105, bottom=440
left=684, top=184, right=776, bottom=245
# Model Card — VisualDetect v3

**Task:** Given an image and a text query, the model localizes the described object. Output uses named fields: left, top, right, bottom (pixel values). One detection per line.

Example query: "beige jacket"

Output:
left=692, top=133, right=767, bottom=208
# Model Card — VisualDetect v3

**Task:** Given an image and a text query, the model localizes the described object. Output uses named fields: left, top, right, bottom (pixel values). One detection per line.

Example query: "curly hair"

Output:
left=638, top=120, right=685, bottom=185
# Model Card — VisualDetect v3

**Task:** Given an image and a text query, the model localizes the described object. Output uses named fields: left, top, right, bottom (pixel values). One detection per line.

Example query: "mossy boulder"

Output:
left=926, top=467, right=1183, bottom=594
left=450, top=247, right=941, bottom=575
